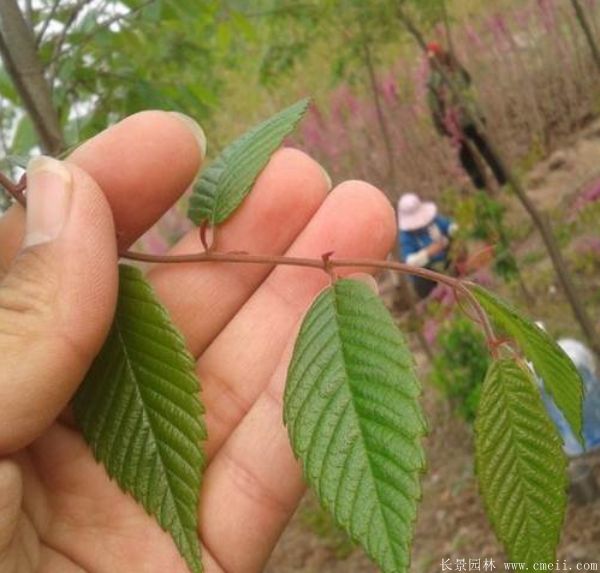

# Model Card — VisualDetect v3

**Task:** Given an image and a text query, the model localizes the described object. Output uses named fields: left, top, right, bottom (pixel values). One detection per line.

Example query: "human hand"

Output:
left=0, top=112, right=395, bottom=572
left=427, top=237, right=449, bottom=258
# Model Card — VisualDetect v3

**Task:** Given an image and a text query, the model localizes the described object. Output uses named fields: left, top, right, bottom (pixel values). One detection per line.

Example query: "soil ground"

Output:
left=265, top=120, right=600, bottom=573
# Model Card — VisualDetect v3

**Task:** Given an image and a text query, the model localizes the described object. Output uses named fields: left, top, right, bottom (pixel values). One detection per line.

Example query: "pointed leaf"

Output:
left=74, top=264, right=205, bottom=573
left=475, top=359, right=567, bottom=567
left=188, top=98, right=310, bottom=226
left=11, top=116, right=37, bottom=156
left=471, top=284, right=584, bottom=441
left=284, top=279, right=427, bottom=573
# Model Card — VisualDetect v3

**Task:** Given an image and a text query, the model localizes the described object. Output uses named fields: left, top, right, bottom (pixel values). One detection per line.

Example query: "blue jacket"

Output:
left=399, top=215, right=453, bottom=266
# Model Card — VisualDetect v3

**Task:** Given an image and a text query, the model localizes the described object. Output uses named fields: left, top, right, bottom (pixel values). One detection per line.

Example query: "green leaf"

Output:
left=471, top=284, right=584, bottom=442
left=11, top=116, right=37, bottom=156
left=74, top=264, right=205, bottom=573
left=284, top=279, right=427, bottom=573
left=475, top=359, right=567, bottom=567
left=188, top=98, right=310, bottom=226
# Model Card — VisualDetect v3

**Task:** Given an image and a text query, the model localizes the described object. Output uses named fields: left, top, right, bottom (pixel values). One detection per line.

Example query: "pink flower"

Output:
left=570, top=178, right=600, bottom=219
left=465, top=23, right=485, bottom=50
left=379, top=74, right=399, bottom=106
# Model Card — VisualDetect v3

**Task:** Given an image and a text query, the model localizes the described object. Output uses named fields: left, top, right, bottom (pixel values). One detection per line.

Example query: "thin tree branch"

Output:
left=0, top=170, right=498, bottom=353
left=35, top=0, right=62, bottom=49
left=121, top=248, right=498, bottom=351
left=48, top=0, right=155, bottom=82
left=0, top=172, right=26, bottom=207
left=359, top=17, right=397, bottom=189
left=47, top=0, right=93, bottom=83
left=0, top=0, right=64, bottom=155
left=570, top=0, right=600, bottom=73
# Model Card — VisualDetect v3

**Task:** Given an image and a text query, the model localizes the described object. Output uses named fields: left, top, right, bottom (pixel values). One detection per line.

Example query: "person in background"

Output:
left=397, top=193, right=458, bottom=299
left=426, top=41, right=508, bottom=191
left=534, top=324, right=600, bottom=457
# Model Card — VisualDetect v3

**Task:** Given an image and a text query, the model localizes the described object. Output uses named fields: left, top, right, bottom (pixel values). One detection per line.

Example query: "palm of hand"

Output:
left=3, top=424, right=192, bottom=572
left=0, top=112, right=394, bottom=572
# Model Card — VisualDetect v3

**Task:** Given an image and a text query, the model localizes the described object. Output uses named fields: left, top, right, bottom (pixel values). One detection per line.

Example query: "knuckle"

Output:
left=0, top=247, right=59, bottom=340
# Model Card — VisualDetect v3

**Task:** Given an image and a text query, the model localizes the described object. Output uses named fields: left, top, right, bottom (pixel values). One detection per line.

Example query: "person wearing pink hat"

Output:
left=397, top=193, right=458, bottom=298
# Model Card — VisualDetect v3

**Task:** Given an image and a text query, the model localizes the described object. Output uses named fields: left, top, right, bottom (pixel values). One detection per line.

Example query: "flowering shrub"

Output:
left=292, top=0, right=600, bottom=202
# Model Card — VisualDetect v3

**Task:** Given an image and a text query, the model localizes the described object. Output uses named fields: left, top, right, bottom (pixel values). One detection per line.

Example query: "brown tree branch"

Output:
left=35, top=0, right=62, bottom=49
left=121, top=248, right=498, bottom=353
left=0, top=171, right=498, bottom=354
left=570, top=0, right=600, bottom=74
left=48, top=0, right=156, bottom=83
left=359, top=18, right=398, bottom=190
left=47, top=0, right=94, bottom=84
left=0, top=0, right=64, bottom=155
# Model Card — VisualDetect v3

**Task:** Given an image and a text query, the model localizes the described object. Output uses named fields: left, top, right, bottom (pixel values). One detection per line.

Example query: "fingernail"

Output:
left=169, top=112, right=207, bottom=159
left=25, top=156, right=73, bottom=248
left=319, top=165, right=332, bottom=191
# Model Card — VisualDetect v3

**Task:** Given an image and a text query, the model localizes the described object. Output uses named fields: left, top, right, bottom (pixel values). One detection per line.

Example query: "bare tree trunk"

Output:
left=359, top=23, right=398, bottom=190
left=358, top=22, right=431, bottom=359
left=570, top=0, right=600, bottom=74
left=0, top=0, right=64, bottom=155
left=397, top=4, right=600, bottom=358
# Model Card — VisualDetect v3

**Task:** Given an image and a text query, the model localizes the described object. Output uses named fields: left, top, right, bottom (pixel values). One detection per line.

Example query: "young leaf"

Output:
left=188, top=98, right=310, bottom=226
left=475, top=359, right=567, bottom=567
left=284, top=279, right=427, bottom=573
left=470, top=284, right=584, bottom=442
left=74, top=264, right=205, bottom=573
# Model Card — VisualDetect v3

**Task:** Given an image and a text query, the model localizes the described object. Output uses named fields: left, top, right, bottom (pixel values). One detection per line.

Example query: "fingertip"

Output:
left=261, top=147, right=332, bottom=195
left=168, top=112, right=207, bottom=159
left=329, top=180, right=397, bottom=253
left=221, top=147, right=331, bottom=240
left=67, top=110, right=205, bottom=248
left=347, top=273, right=380, bottom=294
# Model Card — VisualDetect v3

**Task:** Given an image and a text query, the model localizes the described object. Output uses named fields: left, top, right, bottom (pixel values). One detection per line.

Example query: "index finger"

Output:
left=0, top=110, right=204, bottom=270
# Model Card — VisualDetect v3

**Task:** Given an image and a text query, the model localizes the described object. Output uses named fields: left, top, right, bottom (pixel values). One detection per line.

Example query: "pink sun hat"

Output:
left=397, top=193, right=437, bottom=231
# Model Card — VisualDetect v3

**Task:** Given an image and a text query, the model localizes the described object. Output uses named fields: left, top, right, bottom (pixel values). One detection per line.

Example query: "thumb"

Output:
left=0, top=156, right=118, bottom=454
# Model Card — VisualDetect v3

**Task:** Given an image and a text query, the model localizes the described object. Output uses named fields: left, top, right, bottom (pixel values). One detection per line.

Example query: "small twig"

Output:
left=1, top=170, right=498, bottom=352
left=47, top=0, right=95, bottom=84
left=459, top=282, right=498, bottom=356
left=453, top=287, right=482, bottom=325
left=321, top=251, right=338, bottom=283
left=0, top=172, right=26, bottom=207
left=35, top=0, right=61, bottom=49
left=48, top=0, right=155, bottom=78
left=199, top=222, right=213, bottom=252
left=121, top=249, right=499, bottom=351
